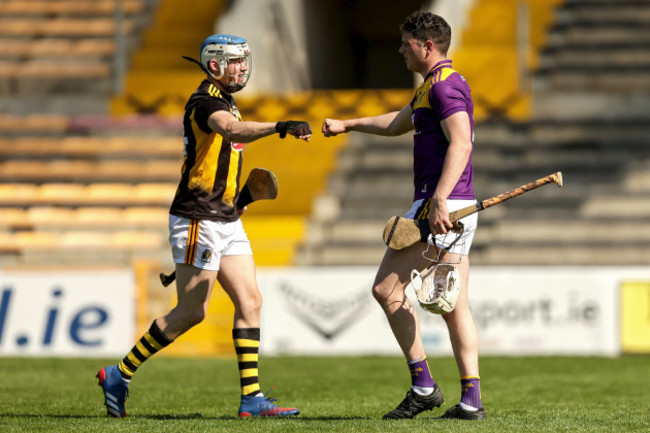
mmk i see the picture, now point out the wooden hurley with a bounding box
[159,168,279,287]
[383,171,563,250]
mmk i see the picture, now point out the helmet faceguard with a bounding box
[200,34,252,93]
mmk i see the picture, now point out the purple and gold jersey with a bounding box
[410,60,475,201]
[169,80,244,222]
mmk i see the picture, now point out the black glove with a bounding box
[275,121,312,139]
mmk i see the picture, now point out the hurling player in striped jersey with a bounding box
[97,34,310,419]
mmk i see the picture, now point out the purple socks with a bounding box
[408,356,435,393]
[460,376,482,409]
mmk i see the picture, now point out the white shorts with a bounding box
[405,199,478,256]
[168,215,253,271]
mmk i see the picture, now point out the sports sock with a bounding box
[233,328,263,397]
[117,320,173,382]
[459,376,482,410]
[408,356,436,395]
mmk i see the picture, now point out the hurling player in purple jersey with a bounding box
[322,12,485,420]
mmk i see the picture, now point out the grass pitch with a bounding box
[0,356,648,432]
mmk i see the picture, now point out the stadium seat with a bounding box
[38,184,86,205]
[0,1,144,16]
[18,61,110,79]
[74,207,126,226]
[14,231,60,249]
[0,115,70,135]
[27,207,76,226]
[124,207,168,226]
[133,183,176,204]
[60,231,111,248]
[0,208,28,228]
[86,184,136,204]
[0,184,39,204]
[111,231,165,249]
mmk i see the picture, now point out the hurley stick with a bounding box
[383,171,563,250]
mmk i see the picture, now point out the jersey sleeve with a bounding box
[429,79,468,120]
[193,96,231,134]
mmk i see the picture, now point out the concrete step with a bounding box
[539,48,650,69]
[532,92,650,120]
[580,194,650,218]
[476,220,650,244]
[535,69,650,92]
[526,119,650,143]
[556,5,650,25]
[546,26,650,47]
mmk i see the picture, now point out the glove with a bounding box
[275,121,312,138]
[410,264,461,314]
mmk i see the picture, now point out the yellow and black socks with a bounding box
[233,328,263,397]
[117,320,173,382]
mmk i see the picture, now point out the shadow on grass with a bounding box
[0,413,370,421]
[143,414,371,421]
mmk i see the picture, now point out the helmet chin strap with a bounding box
[182,56,213,76]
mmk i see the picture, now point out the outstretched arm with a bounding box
[209,111,312,143]
[322,104,413,137]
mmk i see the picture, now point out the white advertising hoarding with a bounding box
[258,268,392,355]
[257,267,647,357]
[0,269,134,357]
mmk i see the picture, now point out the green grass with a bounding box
[0,356,649,432]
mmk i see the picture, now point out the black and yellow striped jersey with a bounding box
[169,80,243,222]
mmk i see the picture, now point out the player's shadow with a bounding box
[0,413,369,421]
[146,414,370,421]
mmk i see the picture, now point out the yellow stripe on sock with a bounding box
[126,352,143,368]
[236,353,259,363]
[242,383,261,395]
[135,341,152,358]
[234,339,260,348]
[118,361,135,376]
[461,375,480,380]
[143,333,164,351]
[240,368,259,378]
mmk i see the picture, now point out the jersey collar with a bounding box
[425,59,453,78]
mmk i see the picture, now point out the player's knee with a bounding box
[187,313,206,328]
[441,303,468,324]
[371,283,390,306]
[180,305,207,328]
[237,290,262,316]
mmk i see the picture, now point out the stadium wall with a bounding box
[1,267,649,357]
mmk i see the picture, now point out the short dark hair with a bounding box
[400,12,451,55]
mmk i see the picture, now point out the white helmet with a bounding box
[199,34,251,92]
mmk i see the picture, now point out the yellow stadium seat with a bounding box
[60,231,111,248]
[124,207,169,225]
[111,231,164,249]
[14,231,60,248]
[74,207,126,225]
[0,208,28,227]
[0,184,39,204]
[86,184,135,203]
[134,183,176,203]
[27,207,75,225]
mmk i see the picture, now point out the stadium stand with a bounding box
[2,0,649,271]
[0,0,322,270]
[297,0,650,266]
